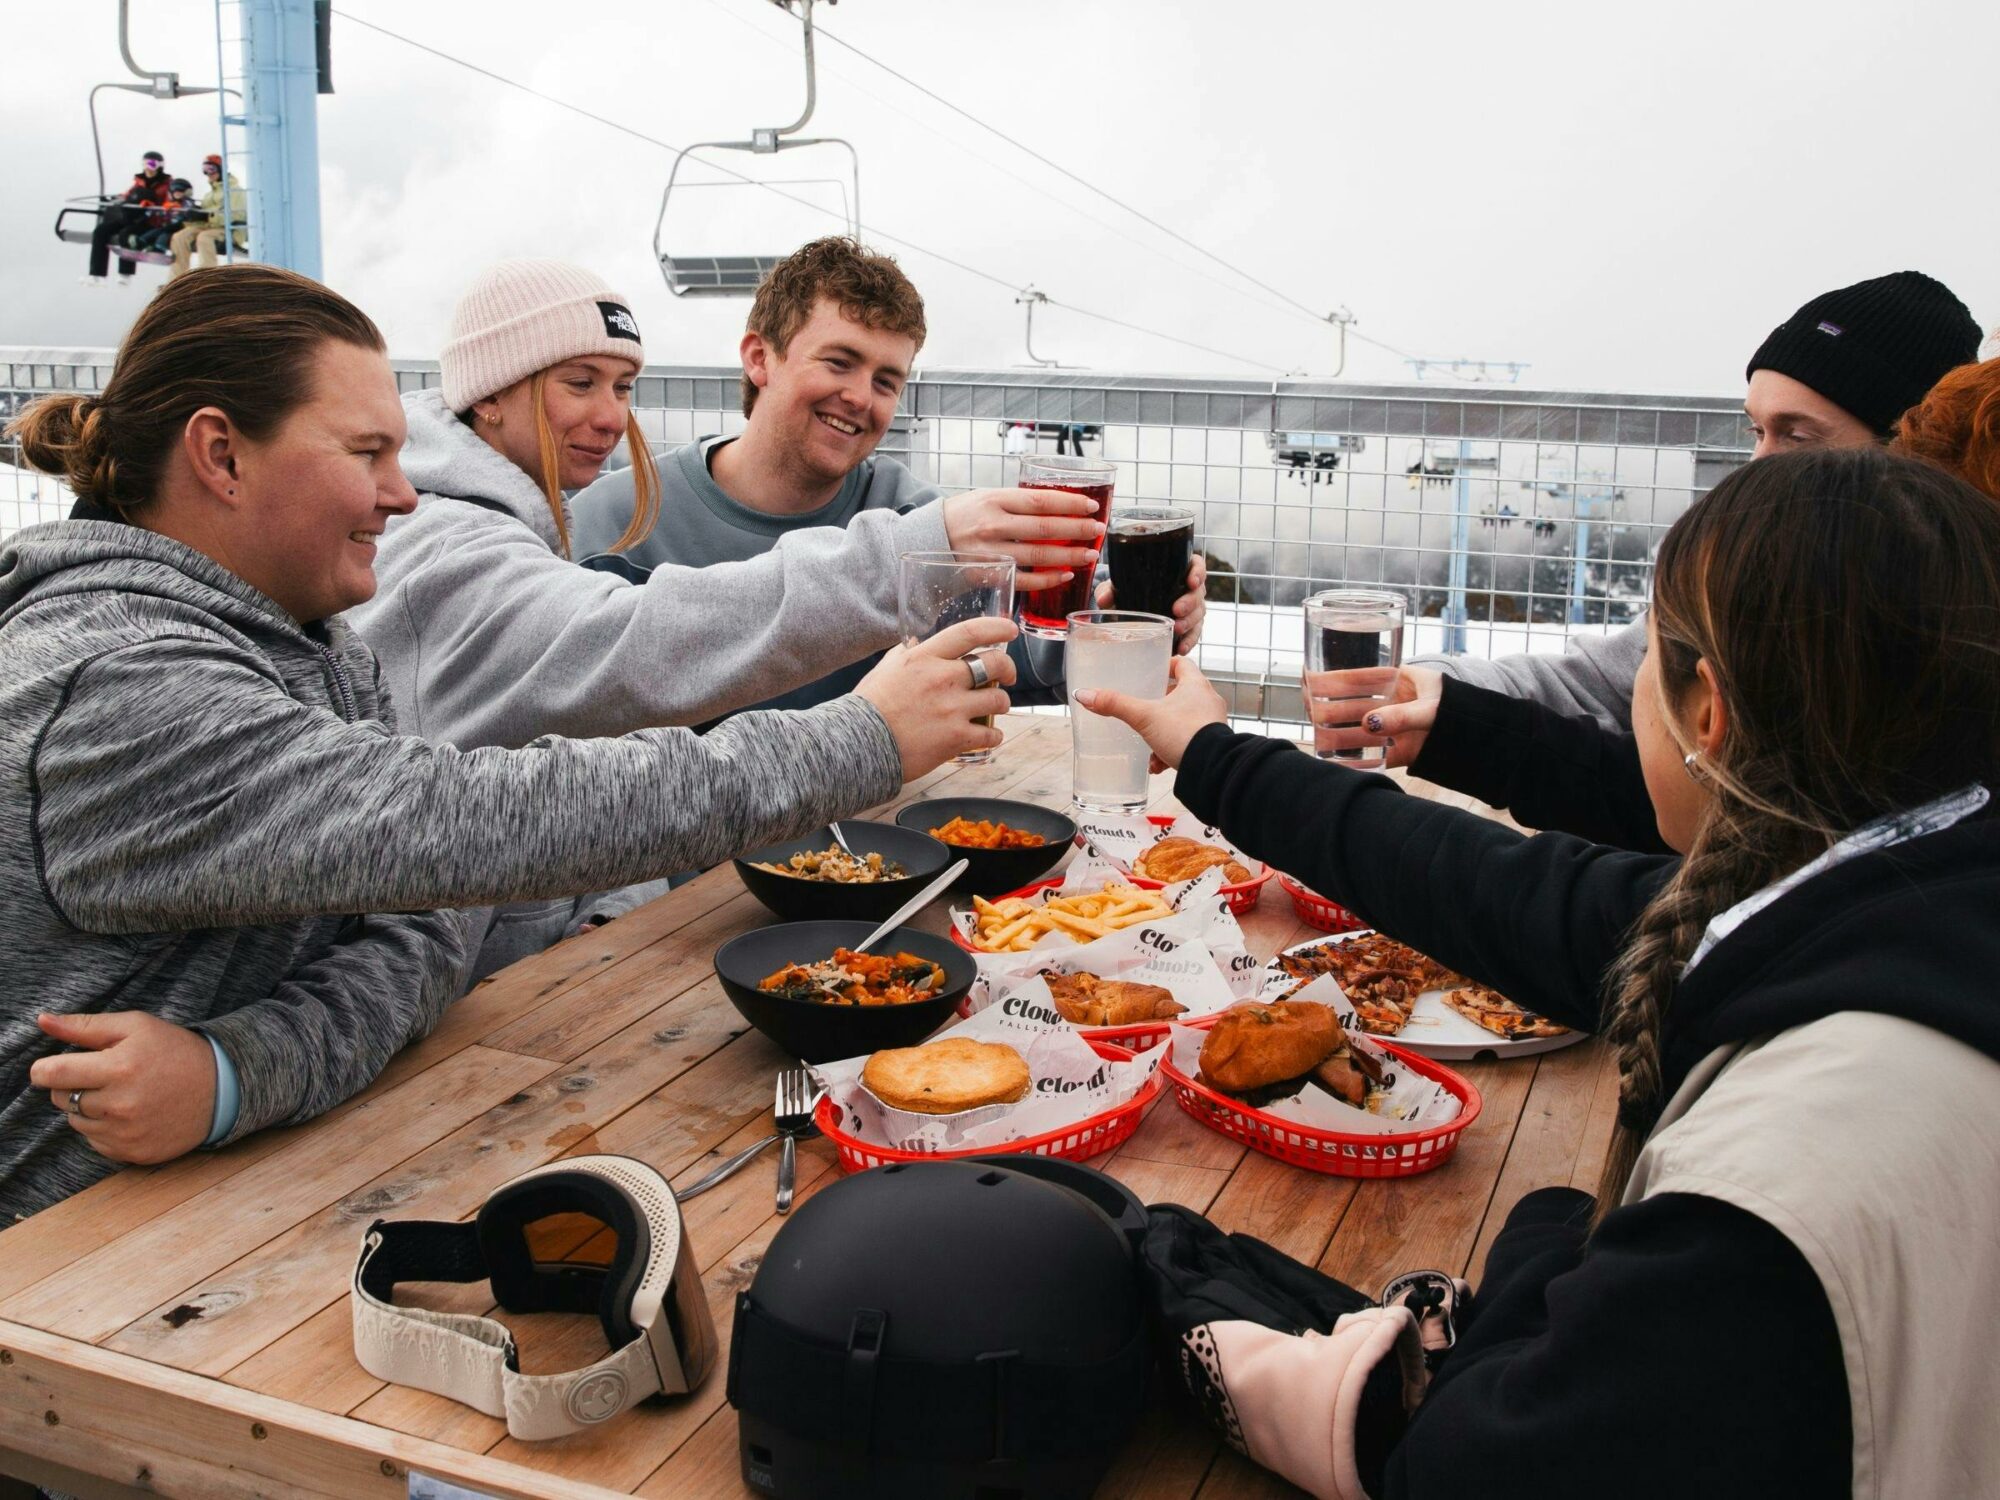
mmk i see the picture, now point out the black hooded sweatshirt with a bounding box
[1174,692,2000,1499]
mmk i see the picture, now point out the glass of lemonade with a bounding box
[1017,454,1117,639]
[1302,588,1408,769]
[1066,609,1173,811]
[899,551,1016,765]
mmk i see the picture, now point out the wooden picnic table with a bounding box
[0,713,1618,1500]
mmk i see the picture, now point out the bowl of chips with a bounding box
[895,798,1075,896]
[952,879,1178,954]
[735,821,952,923]
[714,921,975,1063]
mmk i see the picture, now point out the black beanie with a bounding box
[1745,271,1981,436]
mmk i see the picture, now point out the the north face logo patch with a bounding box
[599,302,642,342]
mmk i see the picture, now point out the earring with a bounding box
[481,411,502,427]
[1682,750,1706,783]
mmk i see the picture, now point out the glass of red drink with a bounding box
[1016,453,1116,638]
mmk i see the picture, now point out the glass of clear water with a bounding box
[1303,589,1408,769]
[1066,609,1173,810]
[899,551,1016,765]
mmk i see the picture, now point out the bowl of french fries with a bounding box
[955,880,1178,954]
[895,797,1075,895]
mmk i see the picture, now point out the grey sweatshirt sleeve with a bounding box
[31,636,904,932]
[1407,620,1645,732]
[194,906,478,1139]
[378,498,949,747]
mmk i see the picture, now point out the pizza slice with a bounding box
[1341,968,1416,1036]
[1442,986,1570,1040]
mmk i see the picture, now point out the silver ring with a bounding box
[66,1089,86,1118]
[964,653,992,691]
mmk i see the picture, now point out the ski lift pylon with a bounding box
[653,0,859,298]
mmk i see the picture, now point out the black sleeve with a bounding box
[1175,724,1676,1028]
[1373,1188,1851,1500]
[1409,676,1672,854]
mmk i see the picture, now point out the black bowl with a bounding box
[894,798,1076,896]
[734,822,953,923]
[714,921,974,1064]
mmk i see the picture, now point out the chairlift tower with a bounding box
[1407,358,1525,654]
[219,0,330,278]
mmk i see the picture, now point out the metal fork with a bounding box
[774,1066,818,1216]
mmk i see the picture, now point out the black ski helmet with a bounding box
[728,1155,1152,1499]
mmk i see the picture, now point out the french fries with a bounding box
[966,883,1173,952]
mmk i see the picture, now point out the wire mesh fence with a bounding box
[4,350,1752,732]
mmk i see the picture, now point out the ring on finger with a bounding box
[64,1089,87,1118]
[964,653,993,691]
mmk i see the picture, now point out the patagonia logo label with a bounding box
[598,302,642,342]
[1815,320,1844,337]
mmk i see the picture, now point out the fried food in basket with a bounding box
[929,816,1048,850]
[1133,836,1251,885]
[1443,986,1570,1039]
[1197,1001,1343,1096]
[758,948,945,1006]
[862,1038,1032,1115]
[1045,971,1186,1028]
[967,883,1174,953]
[1312,1039,1387,1109]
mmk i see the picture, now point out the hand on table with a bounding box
[1304,666,1443,769]
[858,615,1018,778]
[1074,656,1230,772]
[942,487,1103,593]
[29,1011,217,1165]
[1096,551,1208,654]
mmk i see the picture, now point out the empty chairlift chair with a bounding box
[653,0,858,298]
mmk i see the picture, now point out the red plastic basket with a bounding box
[1073,814,1272,914]
[1278,872,1366,933]
[815,1039,1164,1173]
[1159,1028,1481,1179]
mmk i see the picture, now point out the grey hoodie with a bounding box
[351,389,950,749]
[0,521,901,1221]
[1409,620,1644,732]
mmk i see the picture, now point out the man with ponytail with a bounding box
[350,257,1108,974]
[0,265,1019,1220]
[1081,448,2000,1497]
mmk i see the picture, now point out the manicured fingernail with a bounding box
[1074,689,1097,707]
[1364,713,1383,732]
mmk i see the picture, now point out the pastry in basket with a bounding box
[1442,986,1570,1040]
[1311,1037,1387,1109]
[1133,836,1252,886]
[1196,1001,1343,1096]
[1045,971,1186,1028]
[861,1038,1032,1115]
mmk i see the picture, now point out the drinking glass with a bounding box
[899,551,1016,765]
[1017,453,1116,639]
[1105,505,1196,619]
[1066,609,1173,811]
[1303,589,1408,769]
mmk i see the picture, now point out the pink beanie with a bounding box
[440,259,647,412]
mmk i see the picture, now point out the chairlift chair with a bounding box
[654,0,858,297]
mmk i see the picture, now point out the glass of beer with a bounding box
[1017,453,1116,639]
[1105,505,1196,619]
[1303,589,1408,769]
[899,551,1016,765]
[1067,609,1173,811]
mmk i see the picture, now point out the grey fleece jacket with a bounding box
[350,389,950,750]
[0,522,902,1221]
[1409,619,1644,732]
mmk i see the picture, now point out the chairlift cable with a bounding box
[334,9,1286,374]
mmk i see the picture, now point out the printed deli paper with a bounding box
[954,861,1264,1003]
[1075,811,1261,882]
[814,1001,1160,1154]
[1167,1008,1461,1135]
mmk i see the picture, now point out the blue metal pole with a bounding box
[1445,439,1470,654]
[241,0,322,278]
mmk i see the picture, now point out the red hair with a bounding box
[1890,359,2000,501]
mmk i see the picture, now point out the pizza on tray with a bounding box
[1274,933,1468,1035]
[1441,986,1571,1040]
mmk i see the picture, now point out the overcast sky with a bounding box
[6,0,1995,394]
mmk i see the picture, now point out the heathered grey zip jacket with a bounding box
[1409,619,1644,732]
[0,522,902,1221]
[350,389,950,750]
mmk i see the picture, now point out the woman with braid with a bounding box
[1081,447,2000,1498]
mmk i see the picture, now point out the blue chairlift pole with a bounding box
[1445,438,1471,654]
[1567,484,1613,625]
[239,0,322,278]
